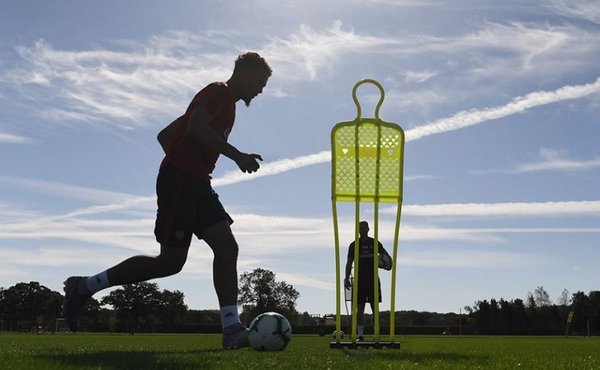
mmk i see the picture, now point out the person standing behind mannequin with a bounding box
[344,221,392,341]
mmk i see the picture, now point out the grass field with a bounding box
[0,332,598,369]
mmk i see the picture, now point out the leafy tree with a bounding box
[575,290,600,335]
[533,286,552,307]
[589,291,600,333]
[557,289,570,306]
[472,300,491,334]
[570,291,589,334]
[101,282,186,332]
[510,298,529,334]
[156,289,188,330]
[526,292,536,309]
[0,282,62,330]
[238,268,300,321]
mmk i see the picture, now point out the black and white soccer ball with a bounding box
[378,253,393,270]
[331,330,345,339]
[248,312,292,351]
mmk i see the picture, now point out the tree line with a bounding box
[1,274,598,336]
[463,286,600,336]
[0,268,300,333]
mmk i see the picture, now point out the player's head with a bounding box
[232,52,272,106]
[359,221,369,237]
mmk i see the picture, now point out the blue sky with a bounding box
[1,0,599,315]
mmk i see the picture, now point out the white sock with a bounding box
[358,325,364,336]
[220,305,241,330]
[86,271,111,294]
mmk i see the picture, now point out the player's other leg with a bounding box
[202,220,249,349]
[356,302,367,341]
[63,245,188,331]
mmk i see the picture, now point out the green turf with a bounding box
[0,333,598,369]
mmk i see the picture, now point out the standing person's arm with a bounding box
[187,106,262,173]
[378,243,393,270]
[378,243,391,259]
[344,244,354,288]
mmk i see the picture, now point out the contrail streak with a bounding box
[405,76,600,141]
[213,77,600,187]
[36,77,600,219]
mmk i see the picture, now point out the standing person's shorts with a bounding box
[154,163,233,248]
[356,276,382,304]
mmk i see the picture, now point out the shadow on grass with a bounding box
[342,348,488,365]
[36,349,224,370]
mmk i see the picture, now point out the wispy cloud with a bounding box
[2,199,598,251]
[546,0,600,24]
[3,19,597,129]
[400,249,550,269]
[262,20,400,80]
[0,132,30,144]
[402,70,440,83]
[515,148,600,173]
[401,200,600,217]
[212,151,332,187]
[215,77,600,182]
[470,147,600,175]
[3,36,237,126]
[363,0,442,6]
[405,77,600,141]
[277,272,335,292]
[0,175,141,204]
[4,77,594,226]
[2,197,599,277]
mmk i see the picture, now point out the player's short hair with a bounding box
[234,52,272,77]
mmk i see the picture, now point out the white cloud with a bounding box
[401,200,600,217]
[3,19,598,131]
[400,249,549,269]
[384,89,450,116]
[4,200,598,254]
[472,148,600,174]
[212,151,332,187]
[546,0,600,24]
[0,175,141,205]
[2,199,599,279]
[262,20,400,81]
[405,77,600,141]
[4,36,235,126]
[0,132,30,144]
[363,0,442,6]
[209,77,600,181]
[402,70,440,83]
[277,272,335,292]
[515,148,600,172]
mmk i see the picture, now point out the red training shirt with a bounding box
[162,82,236,183]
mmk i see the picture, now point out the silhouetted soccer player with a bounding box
[344,221,392,341]
[63,52,272,349]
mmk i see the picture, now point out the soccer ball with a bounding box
[378,253,392,270]
[248,312,292,351]
[331,330,345,339]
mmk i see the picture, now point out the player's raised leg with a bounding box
[63,245,188,331]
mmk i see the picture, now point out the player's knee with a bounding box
[158,253,187,275]
[167,259,185,275]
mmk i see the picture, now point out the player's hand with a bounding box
[344,278,352,290]
[236,152,263,173]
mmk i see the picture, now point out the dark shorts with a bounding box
[356,276,382,304]
[154,163,233,248]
